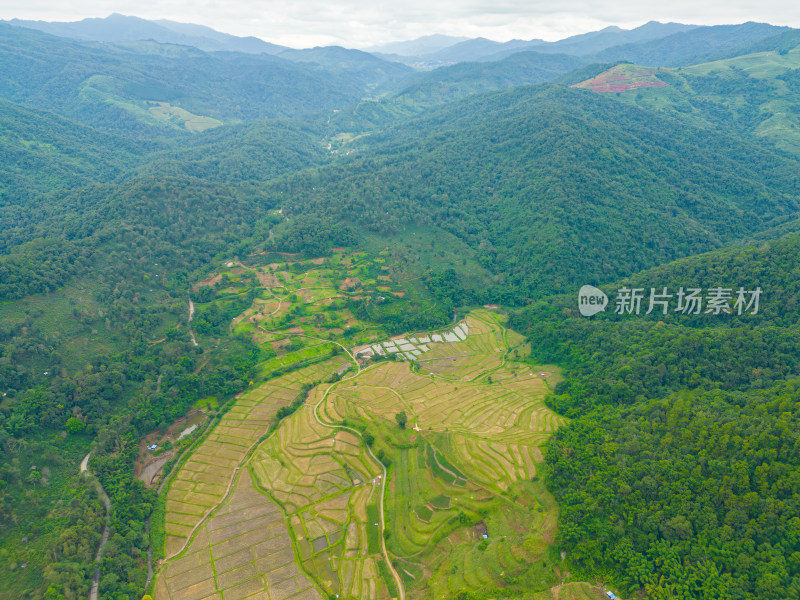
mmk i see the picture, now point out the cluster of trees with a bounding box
[511,234,800,598]
[547,385,800,599]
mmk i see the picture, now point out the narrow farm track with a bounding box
[81,453,111,600]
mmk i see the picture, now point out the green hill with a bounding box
[0,23,375,134]
[391,50,587,107]
[262,83,800,299]
[513,234,800,599]
[569,47,800,155]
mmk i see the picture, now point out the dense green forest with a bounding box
[262,84,800,300]
[512,235,800,599]
[0,23,405,134]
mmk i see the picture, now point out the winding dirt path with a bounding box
[81,453,111,600]
[187,298,198,347]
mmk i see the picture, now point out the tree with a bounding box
[395,411,407,430]
[66,417,85,434]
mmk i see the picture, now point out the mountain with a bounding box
[152,18,286,53]
[419,37,542,65]
[0,99,146,198]
[0,98,153,263]
[567,45,800,155]
[363,34,471,56]
[276,46,414,93]
[391,51,587,106]
[531,21,697,56]
[594,21,790,66]
[4,13,287,54]
[514,233,800,599]
[261,83,800,299]
[720,27,800,58]
[373,22,697,69]
[0,23,368,134]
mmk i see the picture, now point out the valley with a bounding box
[153,254,573,599]
[1,13,800,600]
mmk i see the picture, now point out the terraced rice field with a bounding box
[157,468,321,600]
[250,399,387,600]
[156,307,567,600]
[161,358,349,559]
[320,310,566,597]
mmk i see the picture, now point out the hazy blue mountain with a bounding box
[532,21,697,56]
[711,27,800,59]
[373,22,697,68]
[152,18,286,53]
[363,34,471,56]
[594,22,790,66]
[276,46,414,92]
[420,37,542,65]
[4,13,287,54]
[392,50,587,105]
[475,21,696,63]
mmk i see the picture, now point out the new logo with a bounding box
[578,285,608,316]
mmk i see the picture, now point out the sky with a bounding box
[1,0,799,48]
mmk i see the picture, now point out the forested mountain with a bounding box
[513,234,800,599]
[531,21,697,56]
[593,22,789,66]
[259,83,800,299]
[0,99,150,199]
[377,21,698,68]
[363,33,471,57]
[0,24,388,134]
[276,45,414,92]
[574,45,800,155]
[391,51,587,104]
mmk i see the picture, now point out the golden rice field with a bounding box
[250,397,387,600]
[161,358,349,559]
[156,307,568,600]
[156,468,321,600]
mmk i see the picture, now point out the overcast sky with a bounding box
[1,0,799,48]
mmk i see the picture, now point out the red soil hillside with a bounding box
[572,64,669,93]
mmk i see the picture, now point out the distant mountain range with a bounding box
[0,15,796,135]
[362,34,471,57]
[4,13,288,54]
[1,14,793,76]
[369,21,699,68]
[0,14,783,70]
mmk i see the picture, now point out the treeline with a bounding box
[546,384,800,599]
[512,234,800,599]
